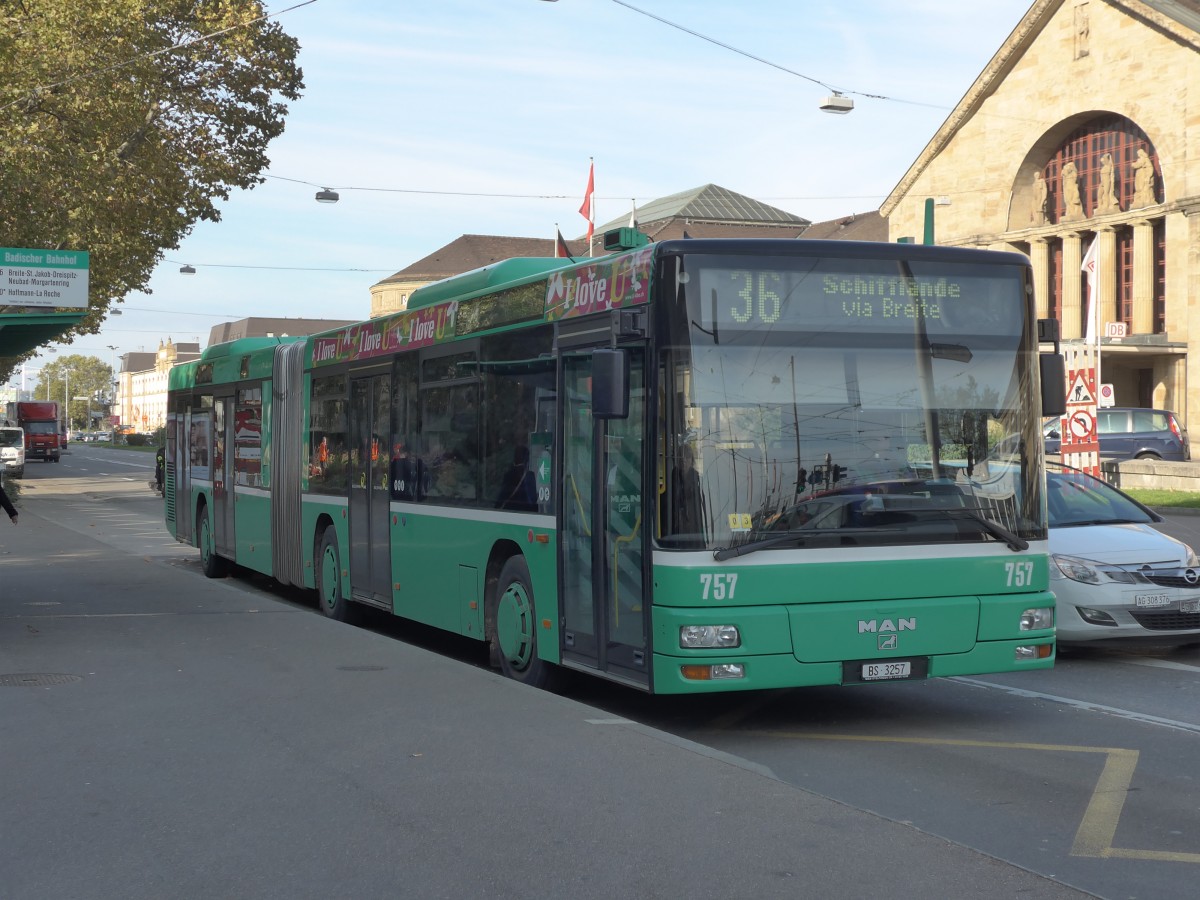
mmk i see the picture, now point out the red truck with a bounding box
[12,401,61,463]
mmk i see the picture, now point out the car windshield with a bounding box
[1046,462,1156,527]
[0,429,21,448]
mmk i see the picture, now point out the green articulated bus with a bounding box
[164,230,1066,694]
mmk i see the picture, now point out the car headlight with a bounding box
[1051,554,1101,584]
[1051,554,1135,585]
[1186,547,1200,568]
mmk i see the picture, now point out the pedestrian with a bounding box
[0,479,17,525]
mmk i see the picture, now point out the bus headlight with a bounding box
[1019,607,1054,631]
[679,625,741,649]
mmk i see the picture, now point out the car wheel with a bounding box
[1134,452,1161,460]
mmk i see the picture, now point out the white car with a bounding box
[1048,462,1200,644]
[1,426,25,477]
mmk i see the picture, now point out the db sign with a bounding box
[1105,322,1127,338]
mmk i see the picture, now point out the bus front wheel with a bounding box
[491,556,555,689]
[316,525,355,622]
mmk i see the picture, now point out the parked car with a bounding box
[1044,407,1189,461]
[1047,461,1200,644]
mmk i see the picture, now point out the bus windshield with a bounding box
[658,252,1045,552]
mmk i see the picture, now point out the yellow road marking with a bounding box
[734,731,1200,864]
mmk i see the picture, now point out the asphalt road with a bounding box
[7,445,1200,899]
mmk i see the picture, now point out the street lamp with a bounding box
[315,188,339,204]
[819,92,854,114]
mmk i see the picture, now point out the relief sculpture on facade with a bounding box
[1032,171,1049,225]
[1131,148,1157,207]
[1061,160,1084,221]
[1095,153,1120,214]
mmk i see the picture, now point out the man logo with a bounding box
[858,618,916,633]
[879,634,898,651]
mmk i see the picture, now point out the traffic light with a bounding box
[831,464,847,483]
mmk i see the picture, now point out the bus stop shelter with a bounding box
[0,310,88,362]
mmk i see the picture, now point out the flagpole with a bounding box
[1083,237,1101,402]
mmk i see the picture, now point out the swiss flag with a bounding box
[578,160,594,248]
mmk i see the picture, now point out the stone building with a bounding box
[883,0,1200,422]
[116,339,202,433]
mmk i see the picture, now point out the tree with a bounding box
[0,1,304,379]
[35,354,114,430]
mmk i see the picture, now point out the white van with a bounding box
[1,425,25,477]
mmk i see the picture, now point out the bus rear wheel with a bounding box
[197,506,227,578]
[316,525,356,622]
[491,556,555,689]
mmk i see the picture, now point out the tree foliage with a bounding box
[0,0,304,375]
[33,353,114,429]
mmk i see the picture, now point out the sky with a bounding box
[31,0,1036,378]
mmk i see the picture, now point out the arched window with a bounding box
[1043,115,1160,223]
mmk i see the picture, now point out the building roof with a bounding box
[374,185,874,295]
[122,352,157,374]
[379,235,585,284]
[799,210,889,242]
[207,317,355,346]
[596,183,810,233]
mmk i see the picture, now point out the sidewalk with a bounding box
[0,495,1093,900]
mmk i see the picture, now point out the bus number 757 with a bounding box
[700,573,738,600]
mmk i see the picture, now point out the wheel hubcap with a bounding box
[321,546,338,608]
[496,580,534,669]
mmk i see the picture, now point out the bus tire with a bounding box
[491,556,555,689]
[316,525,355,622]
[197,505,227,578]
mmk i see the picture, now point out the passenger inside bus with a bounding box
[430,450,475,500]
[495,445,537,511]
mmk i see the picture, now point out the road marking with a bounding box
[1121,657,1200,674]
[953,677,1200,735]
[746,730,1200,864]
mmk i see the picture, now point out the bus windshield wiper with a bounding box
[856,496,1029,552]
[714,532,808,561]
[944,509,1029,551]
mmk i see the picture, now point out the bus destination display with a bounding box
[695,263,1020,336]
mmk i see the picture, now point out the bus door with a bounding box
[212,396,235,556]
[172,408,191,544]
[348,373,392,607]
[560,348,649,688]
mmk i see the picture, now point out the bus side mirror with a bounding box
[592,349,629,419]
[1040,353,1066,418]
